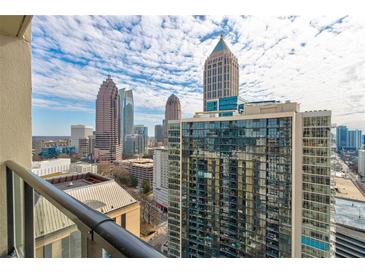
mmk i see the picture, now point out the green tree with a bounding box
[142,180,151,194]
[130,176,138,188]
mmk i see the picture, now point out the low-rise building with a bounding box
[335,224,365,258]
[70,162,98,174]
[115,159,153,190]
[335,198,365,258]
[32,158,71,177]
[35,173,140,257]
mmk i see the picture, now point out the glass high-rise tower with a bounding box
[167,35,334,258]
[119,88,134,156]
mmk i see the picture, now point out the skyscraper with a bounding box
[155,124,164,144]
[153,148,169,211]
[119,88,135,156]
[167,102,333,258]
[336,125,348,151]
[347,129,362,150]
[203,34,239,112]
[94,76,122,162]
[134,125,148,153]
[167,35,334,258]
[167,120,181,258]
[124,89,134,136]
[164,94,181,144]
[70,125,93,153]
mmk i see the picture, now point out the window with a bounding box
[43,243,52,258]
[121,214,126,229]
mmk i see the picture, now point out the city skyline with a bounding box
[32,15,365,136]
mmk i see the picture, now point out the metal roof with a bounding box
[35,180,137,238]
[336,198,365,230]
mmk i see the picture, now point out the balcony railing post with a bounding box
[24,182,34,258]
[81,230,102,258]
[6,167,14,256]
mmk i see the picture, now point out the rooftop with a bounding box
[117,159,154,168]
[335,198,365,230]
[47,172,109,191]
[35,176,137,238]
[336,223,365,242]
[334,176,365,202]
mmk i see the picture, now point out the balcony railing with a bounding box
[5,160,165,258]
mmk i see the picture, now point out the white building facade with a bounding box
[153,148,169,211]
[359,149,365,177]
[70,162,98,174]
[32,158,71,177]
[71,125,93,153]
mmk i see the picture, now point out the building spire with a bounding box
[220,34,224,40]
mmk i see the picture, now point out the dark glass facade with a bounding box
[167,121,182,258]
[180,117,293,257]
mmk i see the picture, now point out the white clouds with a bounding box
[32,15,365,134]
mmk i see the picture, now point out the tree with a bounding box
[142,180,151,194]
[97,162,113,176]
[130,176,138,188]
[112,167,131,186]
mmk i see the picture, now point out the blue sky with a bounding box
[32,15,365,136]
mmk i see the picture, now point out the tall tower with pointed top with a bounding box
[164,94,181,145]
[203,35,239,111]
[94,76,122,162]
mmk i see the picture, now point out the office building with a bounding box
[336,125,348,152]
[78,138,89,158]
[359,149,365,177]
[155,124,164,144]
[347,129,362,150]
[115,159,153,189]
[153,148,169,211]
[119,88,135,156]
[94,76,122,162]
[124,134,145,156]
[167,101,334,258]
[32,158,71,177]
[70,125,93,153]
[164,94,181,144]
[89,132,95,155]
[35,173,140,257]
[134,125,148,153]
[203,34,239,112]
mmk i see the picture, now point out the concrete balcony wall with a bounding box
[0,16,32,256]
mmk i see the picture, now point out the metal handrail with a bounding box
[5,160,165,258]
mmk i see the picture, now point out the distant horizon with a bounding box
[32,15,365,136]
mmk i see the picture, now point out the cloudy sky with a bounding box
[32,15,365,136]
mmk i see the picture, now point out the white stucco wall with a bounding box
[0,23,32,256]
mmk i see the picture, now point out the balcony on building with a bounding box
[0,15,164,258]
